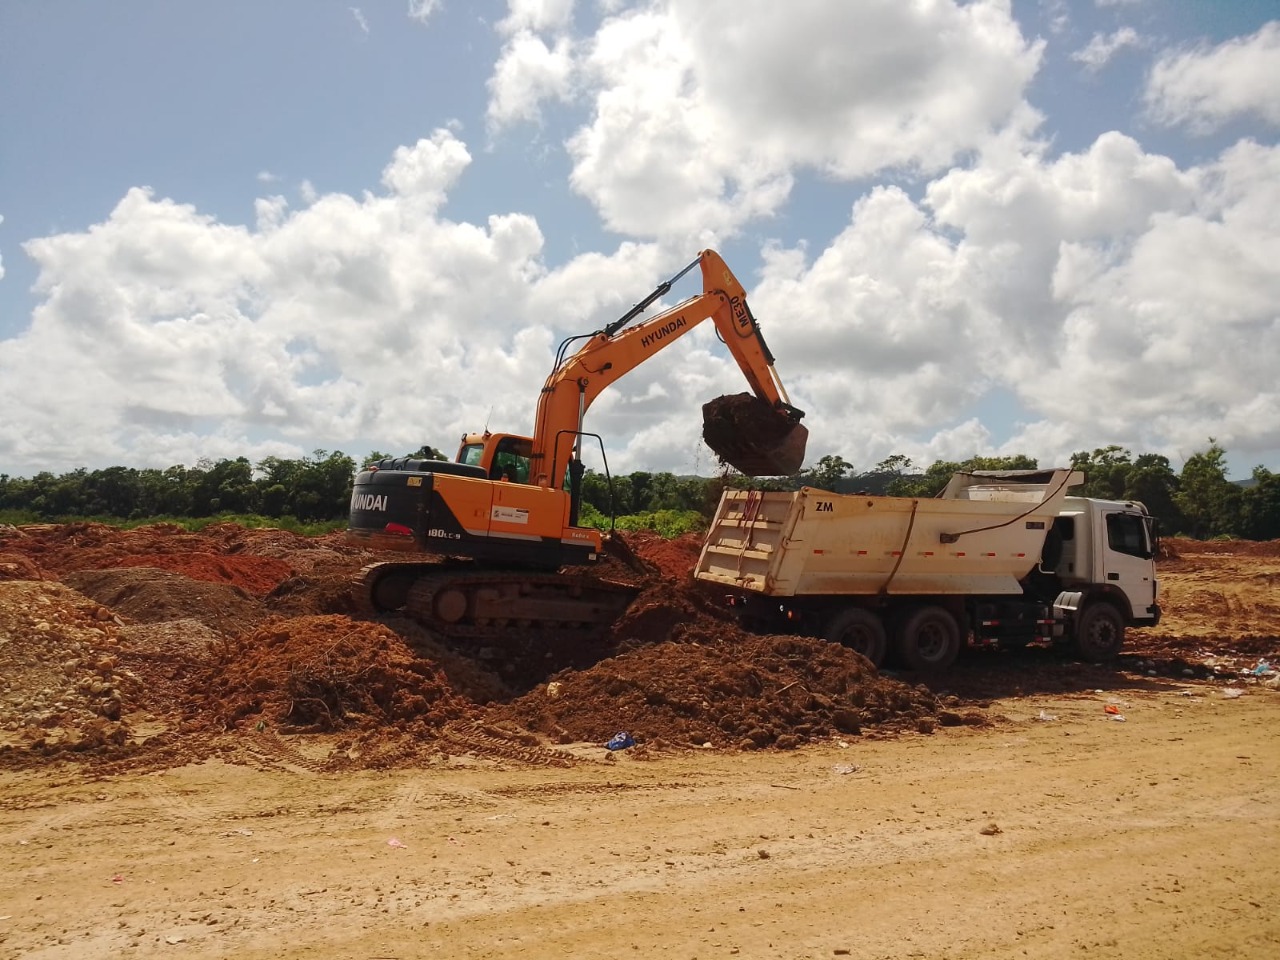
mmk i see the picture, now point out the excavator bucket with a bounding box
[701,393,809,476]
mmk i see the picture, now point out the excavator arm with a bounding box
[528,249,807,489]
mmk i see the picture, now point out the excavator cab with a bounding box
[457,433,533,483]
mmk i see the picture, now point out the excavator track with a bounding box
[354,560,637,649]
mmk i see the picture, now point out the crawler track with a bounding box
[354,560,637,651]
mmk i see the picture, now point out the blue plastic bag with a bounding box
[606,731,636,751]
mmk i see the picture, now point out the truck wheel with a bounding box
[822,608,887,668]
[1071,602,1125,661]
[895,605,961,672]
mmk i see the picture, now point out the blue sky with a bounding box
[1,0,1278,480]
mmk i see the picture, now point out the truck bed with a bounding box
[694,469,1082,598]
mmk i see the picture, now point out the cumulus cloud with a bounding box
[406,0,439,24]
[0,131,665,474]
[1072,27,1144,72]
[1146,22,1280,132]
[755,132,1280,470]
[487,31,576,129]
[498,0,575,35]
[488,0,1043,240]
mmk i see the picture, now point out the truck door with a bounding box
[1100,509,1159,624]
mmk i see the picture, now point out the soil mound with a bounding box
[110,552,294,594]
[0,581,135,762]
[63,568,266,636]
[0,552,46,581]
[627,532,705,581]
[492,634,939,750]
[608,579,739,647]
[192,615,476,733]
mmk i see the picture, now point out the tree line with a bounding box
[0,441,1277,541]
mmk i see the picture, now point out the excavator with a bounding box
[347,249,807,649]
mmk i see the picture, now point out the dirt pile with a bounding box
[64,568,267,636]
[0,551,46,581]
[492,634,940,750]
[0,581,135,759]
[0,518,1276,772]
[191,614,476,733]
[626,531,705,580]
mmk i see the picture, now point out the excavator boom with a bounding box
[530,250,807,484]
[345,249,806,665]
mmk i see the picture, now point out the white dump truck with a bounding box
[693,469,1160,671]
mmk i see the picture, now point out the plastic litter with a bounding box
[1104,704,1122,715]
[387,838,407,849]
[606,731,636,751]
[1222,688,1245,699]
[109,874,125,884]
[831,763,859,775]
[1249,660,1274,676]
[1035,709,1059,722]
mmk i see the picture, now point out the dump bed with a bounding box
[694,469,1082,598]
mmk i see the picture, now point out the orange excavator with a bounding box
[347,249,807,648]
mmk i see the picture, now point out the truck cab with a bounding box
[1051,497,1161,627]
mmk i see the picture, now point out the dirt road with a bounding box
[3,682,1277,960]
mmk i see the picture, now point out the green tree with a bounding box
[1123,454,1181,530]
[798,454,853,492]
[1240,467,1280,540]
[1175,442,1241,538]
[1070,446,1132,500]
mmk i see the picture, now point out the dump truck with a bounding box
[347,250,806,650]
[694,469,1160,671]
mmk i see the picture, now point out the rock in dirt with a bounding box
[0,581,134,761]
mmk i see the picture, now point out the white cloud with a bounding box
[1146,22,1280,132]
[735,131,1280,472]
[407,0,440,24]
[1072,27,1144,72]
[488,0,1044,240]
[0,213,5,281]
[256,170,280,184]
[487,31,576,129]
[0,131,707,475]
[497,0,575,35]
[349,7,369,35]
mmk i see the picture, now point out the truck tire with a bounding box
[1071,602,1125,661]
[822,608,887,668]
[895,605,961,672]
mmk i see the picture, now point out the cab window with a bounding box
[491,437,532,483]
[1106,512,1150,559]
[459,443,485,467]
